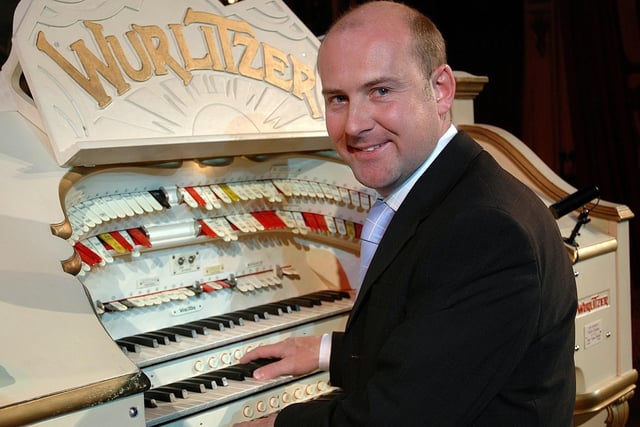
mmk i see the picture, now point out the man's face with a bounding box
[317,24,442,196]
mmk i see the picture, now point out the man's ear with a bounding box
[432,64,456,115]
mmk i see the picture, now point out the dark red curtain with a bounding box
[557,0,640,286]
[527,0,640,286]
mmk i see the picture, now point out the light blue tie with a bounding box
[358,199,395,292]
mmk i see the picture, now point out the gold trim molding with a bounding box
[0,372,149,427]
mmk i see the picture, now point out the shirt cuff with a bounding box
[318,332,332,371]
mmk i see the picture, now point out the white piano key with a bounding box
[295,180,313,197]
[123,193,145,215]
[111,194,135,217]
[291,211,308,235]
[94,197,119,220]
[133,192,155,213]
[348,190,361,209]
[334,217,347,236]
[310,181,326,199]
[77,201,103,225]
[338,187,351,205]
[359,193,371,211]
[86,236,113,264]
[210,184,233,204]
[68,208,91,232]
[257,181,282,202]
[103,196,127,219]
[244,213,265,231]
[179,187,200,209]
[200,186,222,209]
[324,216,337,234]
[271,180,293,197]
[227,182,249,201]
[287,180,303,197]
[85,200,111,222]
[226,214,251,233]
[243,182,263,200]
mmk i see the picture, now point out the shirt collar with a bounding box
[384,124,458,211]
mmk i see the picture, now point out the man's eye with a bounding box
[330,95,347,104]
[374,87,389,96]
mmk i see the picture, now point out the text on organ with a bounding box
[34,8,322,118]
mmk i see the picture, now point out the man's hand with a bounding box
[240,335,322,380]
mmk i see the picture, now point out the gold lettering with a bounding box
[35,24,130,108]
[200,27,226,71]
[132,24,192,84]
[35,8,322,118]
[106,30,153,82]
[262,43,292,92]
[183,8,255,74]
[169,23,213,71]
[234,33,264,81]
[289,54,322,119]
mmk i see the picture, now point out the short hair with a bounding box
[325,1,448,80]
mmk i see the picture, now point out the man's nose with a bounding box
[344,101,374,136]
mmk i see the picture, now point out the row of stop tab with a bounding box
[66,179,375,242]
[96,264,301,314]
[73,208,365,272]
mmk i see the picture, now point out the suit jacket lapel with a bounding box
[346,131,484,329]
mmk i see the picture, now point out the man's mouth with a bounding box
[353,142,387,152]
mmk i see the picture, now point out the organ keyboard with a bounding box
[0,1,635,427]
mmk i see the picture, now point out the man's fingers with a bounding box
[240,342,281,363]
[253,359,289,380]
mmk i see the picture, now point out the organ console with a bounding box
[0,1,634,427]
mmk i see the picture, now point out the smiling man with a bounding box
[235,2,577,426]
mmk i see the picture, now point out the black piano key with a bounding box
[116,339,142,353]
[226,311,260,323]
[256,304,285,316]
[182,376,218,389]
[144,397,158,408]
[212,367,247,381]
[272,300,301,312]
[159,326,198,338]
[237,308,270,320]
[268,301,296,313]
[145,389,176,402]
[187,319,225,332]
[156,386,189,399]
[148,189,171,209]
[319,290,351,299]
[140,332,170,346]
[127,335,159,348]
[196,372,229,387]
[170,381,207,393]
[297,294,324,305]
[148,330,181,343]
[280,297,316,308]
[253,357,281,367]
[207,315,236,328]
[213,314,244,327]
[224,364,252,378]
[179,323,209,335]
[305,292,337,302]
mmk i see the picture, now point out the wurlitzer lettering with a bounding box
[35,8,322,118]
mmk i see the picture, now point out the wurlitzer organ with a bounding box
[0,1,635,426]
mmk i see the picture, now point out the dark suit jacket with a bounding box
[276,131,577,426]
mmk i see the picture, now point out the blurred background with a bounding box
[1,0,639,423]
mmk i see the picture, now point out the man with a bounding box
[236,1,577,426]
